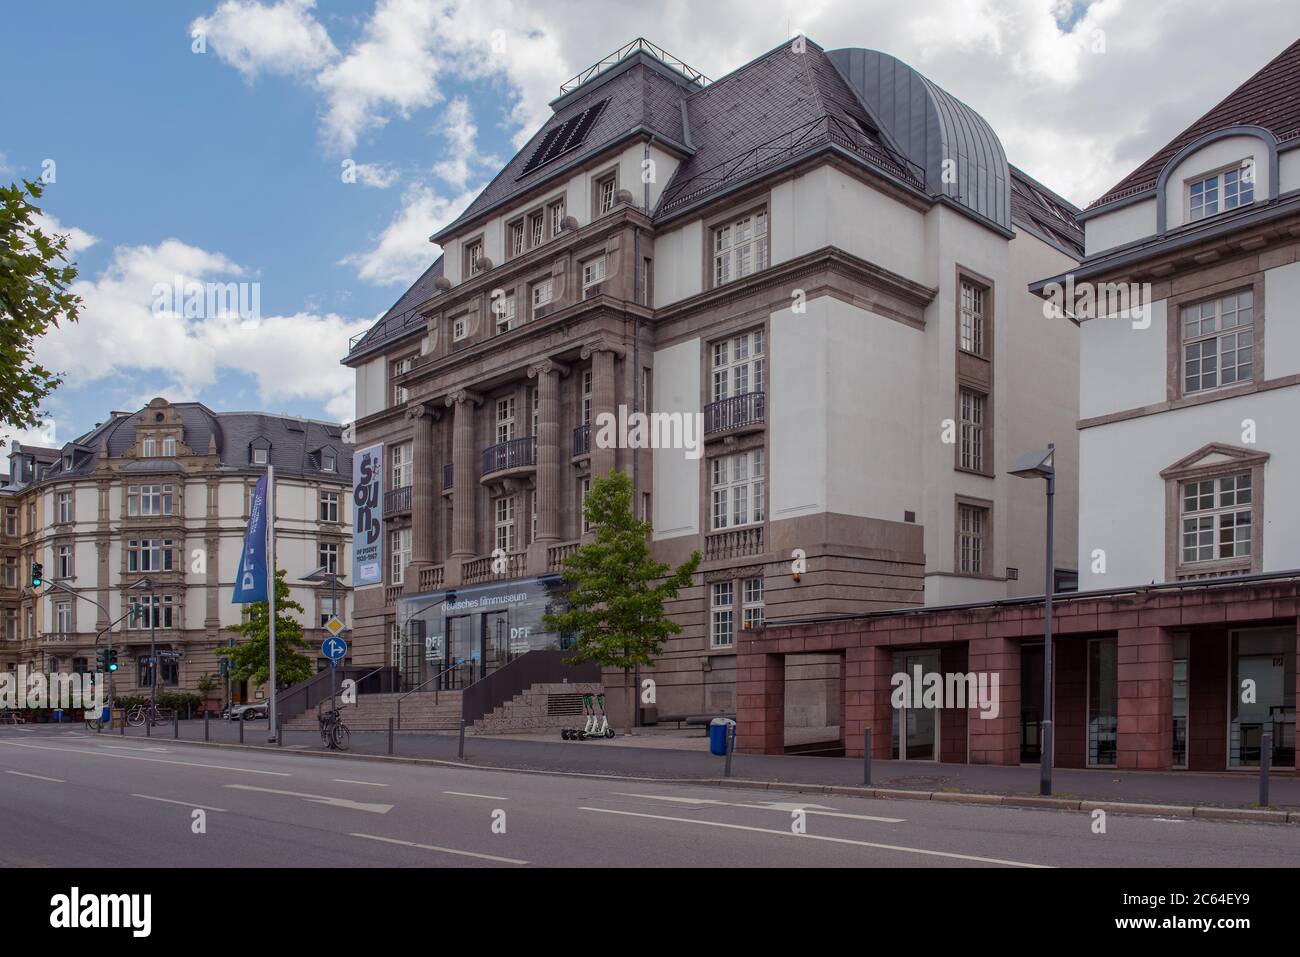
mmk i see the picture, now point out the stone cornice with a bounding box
[526,358,571,379]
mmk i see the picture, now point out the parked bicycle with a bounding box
[318,707,350,751]
[126,702,166,727]
[85,705,111,732]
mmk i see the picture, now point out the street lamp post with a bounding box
[1010,444,1057,797]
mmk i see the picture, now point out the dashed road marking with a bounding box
[349,832,527,865]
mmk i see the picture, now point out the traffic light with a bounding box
[30,562,43,588]
[107,649,119,673]
[96,648,108,671]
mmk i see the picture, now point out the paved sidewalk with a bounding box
[72,716,1300,812]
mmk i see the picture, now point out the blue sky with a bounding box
[3,0,1296,449]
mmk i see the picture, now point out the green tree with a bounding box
[218,568,314,688]
[0,179,82,436]
[544,471,700,734]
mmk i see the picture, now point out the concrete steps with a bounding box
[283,691,462,732]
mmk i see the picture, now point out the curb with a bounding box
[91,733,1298,825]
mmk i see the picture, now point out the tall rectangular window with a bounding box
[529,212,544,248]
[318,542,339,575]
[711,582,734,648]
[1181,472,1252,565]
[580,369,593,425]
[128,595,174,630]
[508,220,525,258]
[580,477,592,533]
[710,450,765,530]
[596,173,616,214]
[128,539,173,573]
[531,278,553,318]
[390,528,411,586]
[713,211,768,286]
[141,438,157,457]
[957,503,987,574]
[959,388,986,472]
[495,292,516,334]
[163,437,177,456]
[391,443,412,490]
[1087,637,1118,766]
[711,330,765,401]
[2,557,16,588]
[4,507,16,536]
[960,279,986,355]
[56,544,73,578]
[464,238,484,276]
[319,490,339,523]
[392,355,414,406]
[742,577,764,631]
[1181,289,1253,394]
[582,255,607,295]
[496,396,516,444]
[56,601,71,636]
[548,198,566,237]
[57,491,73,523]
[495,496,516,553]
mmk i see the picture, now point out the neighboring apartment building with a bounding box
[343,38,1082,727]
[745,38,1299,772]
[0,397,353,702]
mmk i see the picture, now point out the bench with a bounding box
[646,713,736,732]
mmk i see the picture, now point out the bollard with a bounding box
[204,710,210,742]
[724,722,736,778]
[458,717,466,760]
[146,714,151,737]
[239,718,245,745]
[863,728,873,786]
[173,711,179,740]
[388,717,394,755]
[1259,731,1272,807]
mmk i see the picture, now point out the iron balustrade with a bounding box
[481,436,537,475]
[705,391,766,434]
[572,423,591,455]
[383,485,412,515]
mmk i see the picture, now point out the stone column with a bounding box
[445,390,482,564]
[582,340,623,479]
[967,636,1022,765]
[736,650,784,755]
[1117,625,1173,770]
[843,643,894,759]
[526,359,568,545]
[405,403,439,592]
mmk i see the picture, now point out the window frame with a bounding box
[710,581,735,648]
[954,497,992,577]
[957,386,988,475]
[1161,444,1268,581]
[958,275,990,358]
[592,168,618,218]
[710,329,766,403]
[1185,161,1255,223]
[709,449,766,531]
[319,489,340,523]
[463,235,485,277]
[494,496,516,553]
[1166,274,1265,404]
[709,205,769,289]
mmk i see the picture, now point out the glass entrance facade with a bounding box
[1229,627,1296,768]
[395,576,570,691]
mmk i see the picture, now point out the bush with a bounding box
[114,695,147,712]
[157,692,201,717]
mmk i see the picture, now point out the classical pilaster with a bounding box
[581,340,624,479]
[405,402,440,591]
[445,389,483,563]
[526,359,569,545]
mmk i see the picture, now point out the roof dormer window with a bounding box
[250,437,271,467]
[1187,162,1254,222]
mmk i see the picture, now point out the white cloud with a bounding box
[341,182,479,286]
[431,97,498,189]
[352,161,401,188]
[191,0,338,80]
[31,210,99,256]
[0,418,58,451]
[34,236,368,425]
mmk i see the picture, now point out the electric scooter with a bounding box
[561,693,595,740]
[579,693,616,740]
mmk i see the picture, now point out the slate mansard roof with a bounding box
[24,400,352,485]
[348,36,1083,360]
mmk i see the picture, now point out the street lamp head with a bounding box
[1010,444,1056,480]
[130,577,156,591]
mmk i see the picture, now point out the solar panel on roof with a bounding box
[518,99,610,176]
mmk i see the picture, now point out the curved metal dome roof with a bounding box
[827,48,1011,230]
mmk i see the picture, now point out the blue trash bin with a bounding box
[52,709,64,723]
[709,717,735,756]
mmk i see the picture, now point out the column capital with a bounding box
[580,338,626,361]
[445,388,484,408]
[526,358,570,380]
[404,402,441,423]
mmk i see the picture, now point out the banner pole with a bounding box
[267,464,277,744]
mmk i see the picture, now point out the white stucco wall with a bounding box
[651,219,704,307]
[354,355,386,421]
[1264,260,1300,378]
[651,337,701,539]
[1079,300,1168,419]
[1083,198,1158,257]
[1163,135,1269,232]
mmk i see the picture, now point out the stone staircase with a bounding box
[471,682,603,735]
[282,690,463,732]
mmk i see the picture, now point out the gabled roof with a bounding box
[1010,165,1084,257]
[1092,37,1300,209]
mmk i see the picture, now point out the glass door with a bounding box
[890,650,940,761]
[447,615,478,688]
[483,611,509,676]
[1087,638,1118,767]
[1230,627,1296,767]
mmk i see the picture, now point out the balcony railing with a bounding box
[463,551,528,584]
[547,540,582,572]
[482,436,537,476]
[385,585,404,605]
[383,485,412,516]
[419,565,445,592]
[705,525,765,561]
[704,391,766,435]
[442,462,453,490]
[572,423,591,456]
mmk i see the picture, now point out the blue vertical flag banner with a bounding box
[232,473,269,603]
[352,443,384,588]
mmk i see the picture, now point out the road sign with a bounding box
[156,650,184,659]
[322,636,348,662]
[324,615,346,637]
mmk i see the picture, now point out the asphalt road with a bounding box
[1,725,1297,868]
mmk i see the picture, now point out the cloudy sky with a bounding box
[2,0,1296,449]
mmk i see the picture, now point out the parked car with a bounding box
[228,702,269,722]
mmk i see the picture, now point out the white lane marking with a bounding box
[612,792,904,824]
[0,740,291,776]
[578,807,1048,868]
[224,784,393,814]
[132,794,228,812]
[333,779,390,787]
[350,832,527,865]
[443,791,508,801]
[5,770,65,783]
[98,745,171,753]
